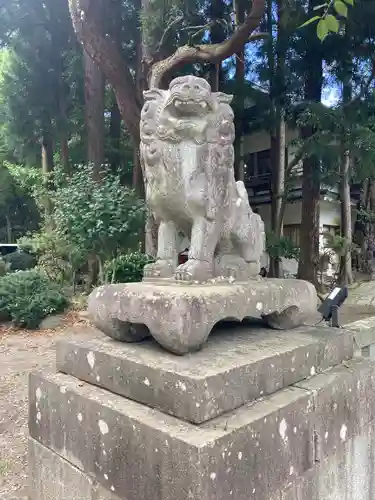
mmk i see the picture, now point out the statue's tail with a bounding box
[236,181,250,205]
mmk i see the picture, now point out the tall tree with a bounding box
[297,0,324,286]
[84,50,105,176]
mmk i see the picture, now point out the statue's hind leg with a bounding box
[144,221,178,279]
[231,211,265,277]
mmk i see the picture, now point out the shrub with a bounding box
[53,164,146,270]
[104,252,155,284]
[19,230,84,286]
[3,250,36,271]
[266,231,300,261]
[0,270,68,328]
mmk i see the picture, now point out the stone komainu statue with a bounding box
[140,75,265,282]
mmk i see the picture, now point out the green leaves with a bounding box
[334,0,348,17]
[300,0,354,40]
[52,164,146,264]
[317,18,329,40]
[325,14,339,33]
[300,16,321,28]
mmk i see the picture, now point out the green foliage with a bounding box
[104,252,155,284]
[323,231,350,257]
[53,165,146,266]
[301,0,354,40]
[0,165,40,242]
[266,232,300,261]
[19,229,83,286]
[0,270,68,328]
[3,250,36,271]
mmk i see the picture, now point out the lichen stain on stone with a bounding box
[279,418,288,443]
[36,387,42,402]
[176,380,187,392]
[98,419,109,435]
[86,351,95,369]
[340,424,347,442]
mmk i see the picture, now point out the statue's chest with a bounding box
[148,142,208,212]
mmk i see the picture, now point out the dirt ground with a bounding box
[0,313,90,500]
[1,305,375,500]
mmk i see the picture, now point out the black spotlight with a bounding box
[318,286,348,327]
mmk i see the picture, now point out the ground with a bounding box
[1,283,375,499]
[0,313,90,500]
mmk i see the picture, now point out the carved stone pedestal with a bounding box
[87,278,318,355]
[29,325,375,500]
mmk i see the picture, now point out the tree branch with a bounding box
[150,0,266,88]
[68,0,141,141]
[156,15,184,54]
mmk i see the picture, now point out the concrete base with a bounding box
[29,356,375,500]
[87,278,317,354]
[57,326,354,423]
[29,438,121,500]
[29,419,375,500]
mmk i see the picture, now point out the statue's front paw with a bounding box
[144,260,175,279]
[175,259,213,282]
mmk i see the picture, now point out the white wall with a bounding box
[243,127,299,155]
[254,200,303,228]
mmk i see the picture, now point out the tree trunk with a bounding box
[268,0,287,278]
[5,214,12,244]
[339,40,353,285]
[41,128,54,223]
[61,136,69,172]
[233,0,245,181]
[84,49,105,178]
[109,92,122,173]
[269,112,286,278]
[297,138,321,286]
[297,1,323,286]
[339,149,353,284]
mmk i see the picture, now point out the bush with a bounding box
[0,270,68,328]
[3,250,36,271]
[266,231,300,261]
[53,164,146,268]
[19,230,84,286]
[104,252,155,283]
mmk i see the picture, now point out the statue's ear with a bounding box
[143,88,166,102]
[214,92,233,105]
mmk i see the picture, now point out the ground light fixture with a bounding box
[318,285,348,327]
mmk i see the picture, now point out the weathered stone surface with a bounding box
[295,358,375,462]
[29,438,122,500]
[29,371,314,500]
[88,278,318,354]
[280,419,375,500]
[140,75,264,283]
[57,325,353,423]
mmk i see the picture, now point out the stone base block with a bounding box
[29,358,375,500]
[57,326,354,423]
[29,438,121,500]
[87,277,317,354]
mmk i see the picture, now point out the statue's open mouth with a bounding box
[167,96,212,117]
